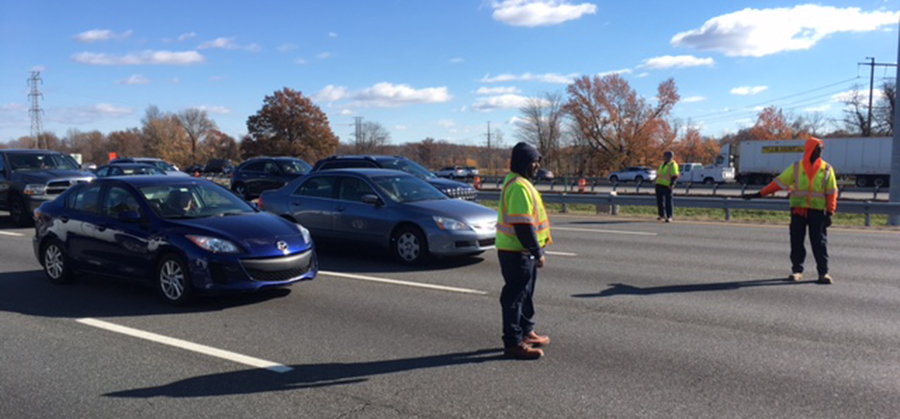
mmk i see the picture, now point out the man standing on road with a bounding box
[742,137,837,284]
[496,142,553,360]
[656,150,680,222]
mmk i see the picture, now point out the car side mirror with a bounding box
[118,210,142,223]
[360,194,383,206]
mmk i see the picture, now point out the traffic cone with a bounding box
[474,176,482,190]
[578,178,586,193]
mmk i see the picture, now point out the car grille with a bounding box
[478,238,495,247]
[46,178,92,195]
[441,187,477,201]
[240,250,315,282]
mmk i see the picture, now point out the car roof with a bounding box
[102,163,158,169]
[96,175,210,187]
[311,168,410,177]
[2,149,68,154]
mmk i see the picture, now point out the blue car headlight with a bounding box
[186,235,240,253]
[295,223,312,244]
[433,216,471,231]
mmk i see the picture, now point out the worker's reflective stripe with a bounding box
[497,173,552,251]
[504,215,535,224]
[822,164,832,191]
[496,225,516,235]
[774,177,788,189]
[793,191,826,198]
[793,162,800,191]
[825,190,837,195]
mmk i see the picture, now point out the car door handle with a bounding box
[291,201,302,206]
[335,206,346,212]
[96,224,108,232]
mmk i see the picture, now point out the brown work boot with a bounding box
[818,274,834,284]
[504,342,543,360]
[523,331,550,347]
[788,273,803,281]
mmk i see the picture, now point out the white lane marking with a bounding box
[553,227,658,236]
[319,271,488,295]
[0,231,24,237]
[76,318,293,373]
[546,251,578,257]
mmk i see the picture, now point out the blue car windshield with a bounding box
[8,153,79,171]
[376,158,436,179]
[372,175,447,203]
[140,183,254,219]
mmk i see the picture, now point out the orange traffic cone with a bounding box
[578,177,586,193]
[473,176,482,190]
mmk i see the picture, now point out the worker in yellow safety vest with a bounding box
[496,142,553,360]
[656,150,680,222]
[742,137,838,284]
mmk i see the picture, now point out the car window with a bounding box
[372,174,446,203]
[243,161,266,172]
[276,159,312,174]
[294,176,336,198]
[376,158,435,179]
[264,161,280,174]
[0,153,5,173]
[72,184,102,214]
[112,167,124,176]
[96,167,109,177]
[103,186,142,218]
[8,153,79,171]
[338,177,376,202]
[140,183,253,219]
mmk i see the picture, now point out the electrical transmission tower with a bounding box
[353,116,363,148]
[28,71,44,149]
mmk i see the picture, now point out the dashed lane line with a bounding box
[76,318,293,373]
[0,231,24,237]
[318,271,488,295]
[552,227,658,236]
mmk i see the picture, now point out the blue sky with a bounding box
[1,0,899,146]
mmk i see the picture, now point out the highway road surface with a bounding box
[1,211,899,418]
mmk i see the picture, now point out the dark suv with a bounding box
[203,159,234,174]
[0,149,95,226]
[311,155,476,200]
[230,157,312,199]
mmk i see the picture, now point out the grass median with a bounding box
[476,200,889,227]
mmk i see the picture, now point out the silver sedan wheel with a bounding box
[159,260,185,301]
[44,244,64,280]
[397,232,420,262]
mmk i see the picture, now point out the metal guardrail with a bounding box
[475,191,900,227]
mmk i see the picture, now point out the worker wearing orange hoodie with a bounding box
[742,137,838,284]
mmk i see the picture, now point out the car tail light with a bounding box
[257,196,264,210]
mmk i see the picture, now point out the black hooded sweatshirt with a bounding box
[508,142,543,258]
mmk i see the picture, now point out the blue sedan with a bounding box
[32,176,317,304]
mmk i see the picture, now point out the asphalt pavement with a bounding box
[1,211,899,418]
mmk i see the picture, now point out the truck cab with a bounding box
[0,150,95,226]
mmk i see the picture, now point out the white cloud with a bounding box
[198,37,260,52]
[31,65,46,72]
[313,85,350,102]
[671,5,900,57]
[507,116,528,126]
[831,89,885,103]
[449,57,465,64]
[72,50,205,65]
[395,125,407,131]
[472,94,541,112]
[73,29,133,43]
[194,105,231,115]
[116,74,150,85]
[338,109,354,116]
[730,85,768,96]
[639,55,715,69]
[804,104,832,113]
[636,72,650,78]
[492,0,598,27]
[682,96,706,103]
[328,32,338,38]
[476,86,521,95]
[437,119,456,128]
[480,72,578,84]
[317,52,333,59]
[597,68,633,77]
[353,83,451,107]
[164,32,197,42]
[45,104,134,125]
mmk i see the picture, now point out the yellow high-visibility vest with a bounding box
[656,161,680,187]
[496,173,552,251]
[772,161,838,210]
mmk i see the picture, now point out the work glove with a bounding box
[825,213,833,228]
[741,192,762,200]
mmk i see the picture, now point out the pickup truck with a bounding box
[0,149,95,226]
[678,162,735,184]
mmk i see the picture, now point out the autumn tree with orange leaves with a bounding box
[672,128,721,164]
[564,74,679,172]
[749,106,793,140]
[243,88,340,162]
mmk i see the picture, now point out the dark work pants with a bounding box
[655,184,673,219]
[790,210,829,276]
[499,251,538,348]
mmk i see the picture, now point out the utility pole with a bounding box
[27,71,44,149]
[859,57,898,136]
[354,116,363,150]
[486,121,491,149]
[890,36,900,225]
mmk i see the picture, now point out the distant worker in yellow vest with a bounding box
[496,142,553,360]
[742,137,838,284]
[656,150,680,222]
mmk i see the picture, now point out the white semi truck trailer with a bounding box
[719,137,892,187]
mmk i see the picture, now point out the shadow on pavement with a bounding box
[572,278,813,298]
[105,348,505,398]
[315,243,485,274]
[0,270,292,318]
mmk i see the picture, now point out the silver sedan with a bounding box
[259,169,497,265]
